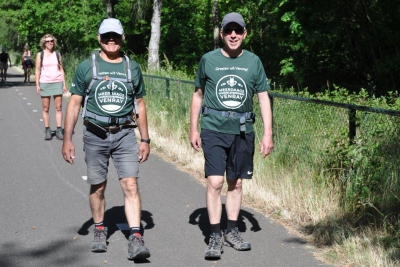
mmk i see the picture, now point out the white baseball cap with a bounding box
[98,18,124,35]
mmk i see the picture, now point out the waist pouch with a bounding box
[201,106,255,133]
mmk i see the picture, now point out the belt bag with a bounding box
[85,110,136,126]
[201,106,255,133]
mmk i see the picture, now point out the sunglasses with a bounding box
[224,28,245,35]
[101,32,122,39]
[45,40,54,43]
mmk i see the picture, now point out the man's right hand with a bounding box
[189,130,202,151]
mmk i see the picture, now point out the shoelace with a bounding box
[230,229,245,243]
[131,235,144,246]
[208,235,221,250]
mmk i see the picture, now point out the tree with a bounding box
[103,0,118,18]
[212,0,220,50]
[148,0,162,70]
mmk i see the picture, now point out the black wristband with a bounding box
[141,138,151,144]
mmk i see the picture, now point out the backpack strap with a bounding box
[40,51,44,68]
[121,54,139,115]
[40,51,61,69]
[82,51,139,120]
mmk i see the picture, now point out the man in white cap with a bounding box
[190,12,274,259]
[0,48,12,82]
[62,18,151,260]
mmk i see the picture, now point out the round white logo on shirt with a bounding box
[216,75,247,109]
[95,80,128,113]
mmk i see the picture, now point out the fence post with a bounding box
[165,78,170,98]
[349,107,356,144]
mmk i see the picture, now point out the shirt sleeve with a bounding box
[194,55,207,89]
[70,60,90,96]
[131,61,146,98]
[254,56,271,93]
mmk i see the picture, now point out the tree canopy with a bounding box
[1,0,399,96]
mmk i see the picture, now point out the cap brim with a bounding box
[223,21,245,28]
[99,29,123,35]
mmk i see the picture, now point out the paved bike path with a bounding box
[0,68,330,267]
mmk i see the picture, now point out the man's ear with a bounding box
[122,34,126,41]
[97,34,101,44]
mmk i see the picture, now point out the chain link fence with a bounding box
[143,74,400,212]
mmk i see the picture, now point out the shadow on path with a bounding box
[0,237,87,267]
[77,206,155,240]
[0,73,35,89]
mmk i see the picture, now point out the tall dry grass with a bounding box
[141,73,400,267]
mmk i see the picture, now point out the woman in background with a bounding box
[22,44,33,83]
[35,34,67,141]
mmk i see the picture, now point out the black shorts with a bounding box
[200,129,255,180]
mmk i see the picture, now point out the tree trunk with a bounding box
[212,0,220,49]
[104,0,116,18]
[148,0,162,70]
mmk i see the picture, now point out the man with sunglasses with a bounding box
[62,18,151,260]
[190,12,274,259]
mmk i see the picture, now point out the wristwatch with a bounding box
[141,138,151,144]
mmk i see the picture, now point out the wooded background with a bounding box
[1,0,399,96]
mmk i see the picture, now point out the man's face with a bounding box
[220,22,247,52]
[98,32,124,54]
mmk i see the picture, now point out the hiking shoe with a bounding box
[44,128,52,140]
[204,233,223,259]
[127,234,150,260]
[56,128,63,140]
[224,227,251,251]
[91,227,108,252]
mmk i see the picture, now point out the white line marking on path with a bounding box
[82,176,87,181]
[27,103,31,105]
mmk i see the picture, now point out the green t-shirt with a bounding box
[195,49,270,134]
[70,54,145,126]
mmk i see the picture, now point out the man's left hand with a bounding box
[138,142,150,163]
[260,134,274,158]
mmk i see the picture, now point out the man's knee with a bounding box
[207,176,224,192]
[227,178,242,191]
[90,182,107,196]
[121,178,139,196]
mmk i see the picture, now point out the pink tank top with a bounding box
[23,51,31,61]
[39,52,62,83]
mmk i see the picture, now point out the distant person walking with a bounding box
[190,12,274,260]
[22,44,34,83]
[0,48,12,83]
[35,34,67,141]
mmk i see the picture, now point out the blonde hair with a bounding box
[24,44,30,50]
[40,34,57,50]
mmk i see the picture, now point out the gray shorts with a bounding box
[200,129,255,180]
[83,126,139,185]
[0,62,8,70]
[40,82,63,97]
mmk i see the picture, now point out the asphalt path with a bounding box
[0,67,331,267]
